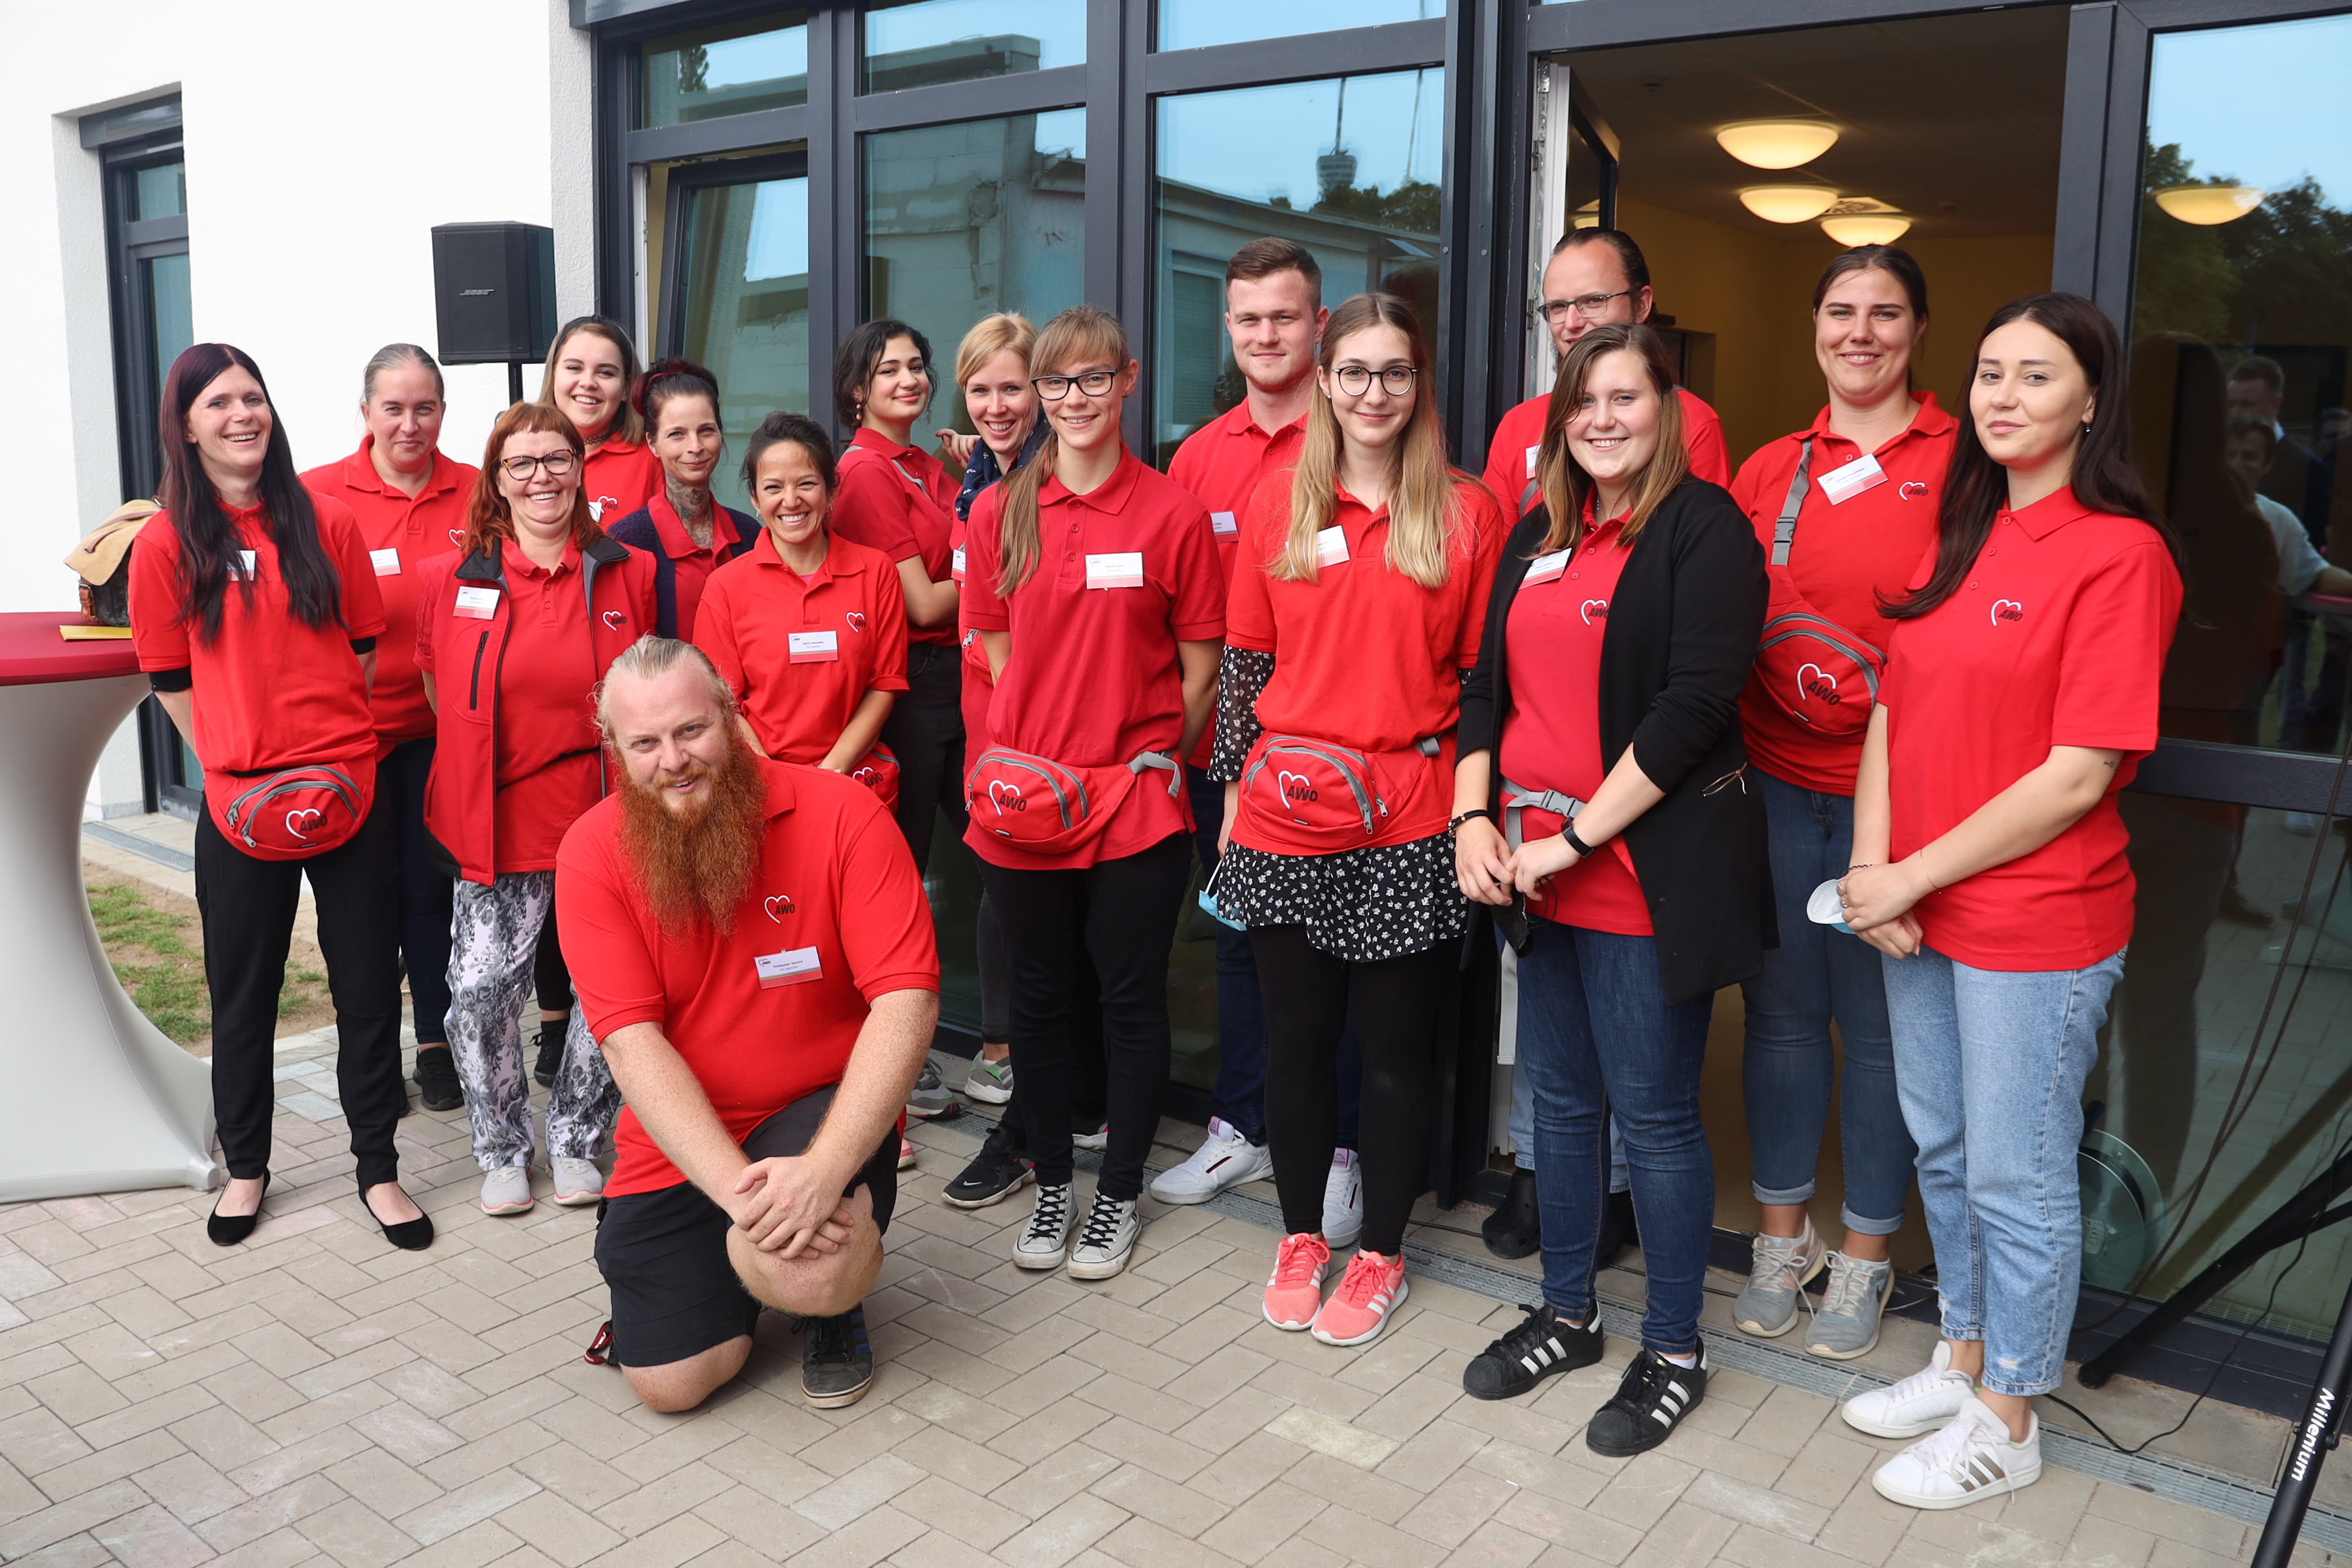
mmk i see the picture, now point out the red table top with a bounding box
[0,612,142,687]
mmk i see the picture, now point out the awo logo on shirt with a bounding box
[764,893,796,922]
[1581,599,1609,625]
[1990,599,2025,627]
[1899,480,1931,501]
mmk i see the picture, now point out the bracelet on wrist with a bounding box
[1563,823,1597,859]
[1449,808,1494,833]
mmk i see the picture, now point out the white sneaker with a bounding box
[1014,1183,1074,1269]
[1322,1150,1364,1250]
[1072,1122,1110,1152]
[550,1157,603,1207]
[1872,1396,2041,1509]
[1150,1117,1273,1204]
[480,1165,533,1215]
[1841,1340,1977,1438]
[1067,1194,1142,1280]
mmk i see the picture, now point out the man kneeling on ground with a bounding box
[560,636,938,1411]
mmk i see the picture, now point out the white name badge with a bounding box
[1523,549,1571,586]
[1525,444,1541,480]
[1818,452,1888,505]
[1315,526,1350,567]
[754,946,822,989]
[1086,551,1144,590]
[228,549,259,580]
[789,630,840,663]
[1211,510,1238,537]
[952,546,967,582]
[369,548,400,577]
[453,585,500,620]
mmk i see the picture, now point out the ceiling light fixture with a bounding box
[1739,186,1841,224]
[1717,121,1839,169]
[2154,185,2265,225]
[1821,213,1913,245]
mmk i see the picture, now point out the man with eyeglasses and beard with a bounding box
[559,637,938,1413]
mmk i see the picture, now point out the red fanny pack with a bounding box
[1236,733,1438,853]
[965,746,1181,856]
[1757,437,1883,737]
[848,743,901,812]
[212,756,377,861]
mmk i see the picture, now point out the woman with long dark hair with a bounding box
[416,403,654,1218]
[538,315,662,526]
[604,359,759,642]
[128,342,432,1252]
[1450,323,1769,1454]
[1217,293,1502,1349]
[1835,294,2182,1509]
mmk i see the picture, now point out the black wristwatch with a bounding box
[1563,823,1598,859]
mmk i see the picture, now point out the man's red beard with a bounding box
[615,728,767,938]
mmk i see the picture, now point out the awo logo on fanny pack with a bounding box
[1796,662,1841,707]
[988,780,1028,813]
[1277,770,1318,805]
[285,808,325,842]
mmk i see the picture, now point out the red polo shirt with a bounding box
[694,531,911,764]
[1880,489,2182,971]
[641,492,735,643]
[582,438,662,527]
[952,510,995,759]
[299,441,479,749]
[1731,395,1957,795]
[1481,388,1730,515]
[835,431,959,647]
[1224,471,1502,848]
[1499,514,1650,934]
[1168,400,1308,768]
[961,449,1226,868]
[128,495,385,783]
[558,759,939,1198]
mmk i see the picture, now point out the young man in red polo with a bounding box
[559,638,938,1413]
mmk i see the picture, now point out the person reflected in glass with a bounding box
[538,315,662,527]
[2232,357,2342,758]
[1837,294,2183,1509]
[605,359,759,643]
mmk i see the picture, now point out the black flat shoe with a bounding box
[207,1172,270,1246]
[363,1183,434,1251]
[1482,1166,1542,1260]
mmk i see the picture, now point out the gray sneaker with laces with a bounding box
[1014,1183,1073,1268]
[1067,1193,1141,1280]
[906,1058,953,1119]
[1734,1222,1826,1337]
[1806,1251,1894,1359]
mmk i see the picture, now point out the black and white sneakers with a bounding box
[1586,1343,1709,1457]
[1463,1304,1604,1401]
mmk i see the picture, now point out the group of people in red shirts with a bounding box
[126,221,2182,1513]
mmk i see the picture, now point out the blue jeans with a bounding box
[1741,769,1912,1234]
[1518,919,1714,1356]
[1188,768,1358,1146]
[1507,1054,1627,1193]
[1882,943,2125,1397]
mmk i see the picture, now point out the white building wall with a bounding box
[0,1,594,811]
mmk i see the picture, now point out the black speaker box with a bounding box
[430,222,557,365]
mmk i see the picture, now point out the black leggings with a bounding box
[1253,926,1453,1257]
[981,832,1190,1199]
[534,902,571,1017]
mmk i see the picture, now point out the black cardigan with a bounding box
[604,502,760,639]
[1458,476,1775,1007]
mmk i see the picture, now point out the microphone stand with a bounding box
[2252,1270,2352,1568]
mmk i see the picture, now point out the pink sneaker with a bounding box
[1263,1232,1331,1330]
[1311,1249,1409,1347]
[897,1136,916,1171]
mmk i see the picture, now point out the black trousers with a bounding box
[195,799,408,1188]
[981,832,1190,1199]
[534,901,571,1017]
[380,738,454,1044]
[883,643,966,874]
[1252,926,1454,1257]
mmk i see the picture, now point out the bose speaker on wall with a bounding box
[430,222,556,366]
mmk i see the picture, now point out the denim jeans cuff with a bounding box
[1541,1290,1592,1322]
[1978,1370,2060,1399]
[1749,1179,1818,1206]
[1838,1205,1905,1239]
[1516,1154,1535,1172]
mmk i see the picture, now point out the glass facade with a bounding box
[641,13,809,126]
[674,170,811,515]
[1156,0,1442,51]
[862,0,1085,92]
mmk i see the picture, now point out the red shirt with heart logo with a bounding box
[833,430,960,647]
[558,758,939,1199]
[299,440,480,749]
[581,436,662,528]
[693,530,910,765]
[1879,488,2182,970]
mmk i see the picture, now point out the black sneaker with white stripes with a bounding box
[1586,1342,1708,1457]
[1462,1304,1603,1401]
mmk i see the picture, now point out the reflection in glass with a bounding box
[134,162,184,221]
[145,253,192,402]
[1156,0,1440,52]
[675,174,810,515]
[865,110,1085,434]
[863,0,1085,93]
[1155,70,1444,468]
[642,13,809,127]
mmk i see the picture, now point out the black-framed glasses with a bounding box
[1032,369,1117,400]
[1331,364,1418,397]
[1538,289,1635,323]
[498,451,580,480]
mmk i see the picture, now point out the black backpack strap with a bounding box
[1771,438,1814,568]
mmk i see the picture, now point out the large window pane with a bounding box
[1157,0,1440,52]
[1153,69,1443,467]
[863,0,1085,93]
[642,13,808,127]
[675,171,810,515]
[144,252,191,399]
[133,162,184,220]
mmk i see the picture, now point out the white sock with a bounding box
[1661,1349,1699,1369]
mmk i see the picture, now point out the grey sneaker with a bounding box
[479,1165,534,1216]
[906,1059,954,1120]
[1067,1193,1141,1280]
[1807,1251,1894,1360]
[1014,1183,1074,1269]
[550,1157,604,1207]
[964,1055,1014,1104]
[1734,1222,1825,1337]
